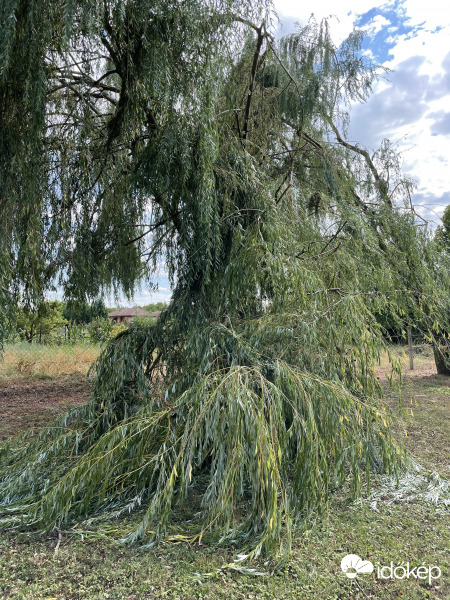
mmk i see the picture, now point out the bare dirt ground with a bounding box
[0,375,92,442]
[374,364,440,380]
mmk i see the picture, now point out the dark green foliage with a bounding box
[435,205,450,249]
[63,299,108,325]
[1,0,449,558]
[89,316,125,343]
[421,210,450,374]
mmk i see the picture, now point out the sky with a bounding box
[275,0,450,223]
[111,1,450,306]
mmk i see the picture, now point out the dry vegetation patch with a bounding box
[0,343,99,381]
[0,343,97,441]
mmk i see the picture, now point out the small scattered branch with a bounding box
[54,531,62,556]
[124,212,182,246]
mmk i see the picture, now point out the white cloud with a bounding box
[106,289,172,307]
[400,0,450,30]
[274,0,450,222]
[275,1,394,44]
[275,0,388,21]
[364,15,391,37]
[385,25,450,78]
[132,291,171,305]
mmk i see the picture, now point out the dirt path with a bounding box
[0,376,92,441]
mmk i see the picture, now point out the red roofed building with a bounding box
[108,307,150,324]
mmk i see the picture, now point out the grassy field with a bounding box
[0,342,100,382]
[0,345,448,600]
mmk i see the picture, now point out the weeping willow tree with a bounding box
[431,206,450,375]
[1,0,448,557]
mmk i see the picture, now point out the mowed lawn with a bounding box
[0,345,448,600]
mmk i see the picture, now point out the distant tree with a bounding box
[62,301,90,325]
[430,208,450,375]
[141,302,168,313]
[63,299,107,324]
[435,205,450,249]
[90,298,108,320]
[15,301,66,343]
[89,317,126,344]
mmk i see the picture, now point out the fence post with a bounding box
[407,326,414,370]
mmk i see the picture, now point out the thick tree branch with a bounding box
[242,23,265,144]
[327,117,391,206]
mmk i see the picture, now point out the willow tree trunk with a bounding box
[433,335,450,375]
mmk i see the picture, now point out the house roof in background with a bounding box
[108,307,150,317]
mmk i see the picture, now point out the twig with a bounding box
[54,531,62,556]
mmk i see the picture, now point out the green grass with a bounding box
[0,347,448,600]
[1,492,447,599]
[386,376,450,478]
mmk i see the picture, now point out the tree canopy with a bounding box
[63,298,108,325]
[14,300,65,343]
[436,205,450,250]
[1,0,449,559]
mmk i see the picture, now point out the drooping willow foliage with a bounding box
[1,0,448,557]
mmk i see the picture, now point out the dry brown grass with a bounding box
[376,343,436,376]
[0,343,100,381]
